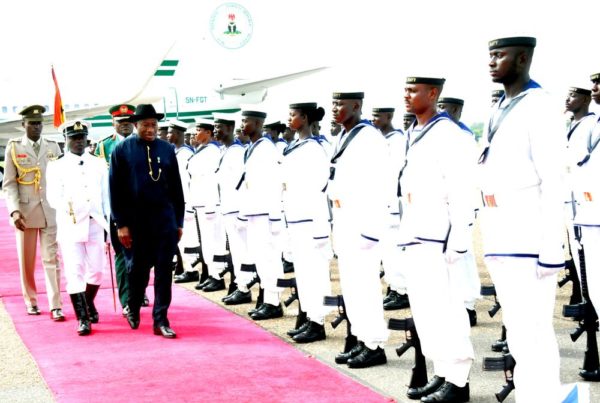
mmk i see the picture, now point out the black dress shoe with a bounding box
[580,368,600,381]
[335,341,364,364]
[466,308,477,327]
[142,293,150,307]
[293,321,326,343]
[250,303,283,320]
[77,319,92,336]
[420,381,469,403]
[347,346,387,368]
[383,291,410,310]
[202,277,226,292]
[153,325,177,339]
[27,306,41,315]
[407,375,445,400]
[195,277,213,290]
[491,339,507,353]
[174,271,199,284]
[127,311,140,330]
[223,289,252,305]
[287,320,310,337]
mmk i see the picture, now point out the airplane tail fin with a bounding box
[125,43,179,104]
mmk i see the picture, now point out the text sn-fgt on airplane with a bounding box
[0,44,327,145]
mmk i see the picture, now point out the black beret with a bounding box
[488,36,536,50]
[332,92,364,100]
[372,107,395,113]
[406,77,445,86]
[241,110,267,119]
[569,87,591,96]
[438,97,464,106]
[289,102,317,109]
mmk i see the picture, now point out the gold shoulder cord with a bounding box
[98,141,107,165]
[10,142,41,191]
[147,145,162,182]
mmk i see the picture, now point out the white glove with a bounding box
[445,250,465,265]
[536,264,562,280]
[270,219,283,236]
[359,236,378,250]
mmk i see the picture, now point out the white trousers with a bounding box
[59,220,105,294]
[332,218,388,348]
[223,213,253,291]
[246,215,282,305]
[580,226,600,316]
[403,243,474,386]
[447,249,481,309]
[180,209,199,272]
[287,221,332,324]
[486,256,561,403]
[198,208,227,278]
[382,223,407,294]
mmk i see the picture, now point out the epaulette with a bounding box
[7,137,20,143]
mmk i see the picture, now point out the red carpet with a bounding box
[0,199,388,403]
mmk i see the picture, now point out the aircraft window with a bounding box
[74,104,80,108]
[2,106,7,113]
[13,106,18,113]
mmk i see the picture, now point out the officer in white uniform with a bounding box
[399,78,475,403]
[328,92,388,369]
[214,113,254,305]
[188,119,228,292]
[572,74,600,368]
[238,109,284,320]
[371,107,409,311]
[437,97,481,326]
[283,102,332,343]
[479,36,564,402]
[46,121,109,335]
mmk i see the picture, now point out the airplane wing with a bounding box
[215,67,328,96]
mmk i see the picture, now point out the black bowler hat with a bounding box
[438,97,464,106]
[406,77,445,86]
[488,36,536,50]
[129,104,165,122]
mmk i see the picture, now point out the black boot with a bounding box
[292,321,326,343]
[69,293,91,336]
[248,287,264,316]
[85,283,100,324]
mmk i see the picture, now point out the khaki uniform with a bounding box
[2,135,63,310]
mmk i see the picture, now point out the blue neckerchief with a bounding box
[567,112,596,141]
[283,137,318,156]
[407,112,451,147]
[495,79,542,106]
[384,129,403,139]
[458,121,473,135]
[277,138,287,143]
[244,137,268,163]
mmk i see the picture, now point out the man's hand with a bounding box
[177,227,183,241]
[11,211,26,231]
[118,226,132,249]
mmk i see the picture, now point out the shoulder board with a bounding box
[7,137,21,143]
[44,138,58,143]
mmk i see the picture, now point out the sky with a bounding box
[1,0,599,130]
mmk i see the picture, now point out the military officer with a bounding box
[399,77,475,402]
[47,120,110,335]
[479,36,564,402]
[109,104,185,338]
[95,104,140,315]
[371,107,409,311]
[238,109,285,320]
[188,119,229,292]
[328,92,388,368]
[158,121,169,141]
[436,97,481,326]
[2,105,64,320]
[214,113,254,305]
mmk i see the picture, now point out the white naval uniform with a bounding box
[565,113,597,275]
[478,82,565,402]
[573,116,600,316]
[46,152,110,294]
[380,129,408,295]
[398,114,475,387]
[275,138,293,264]
[282,137,332,324]
[174,145,196,272]
[216,140,253,291]
[188,141,227,279]
[327,120,388,349]
[238,137,283,306]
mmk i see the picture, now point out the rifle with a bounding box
[241,263,262,311]
[562,226,600,381]
[388,317,427,389]
[216,234,237,294]
[323,295,358,354]
[559,192,583,305]
[483,349,515,402]
[277,277,307,330]
[481,285,507,352]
